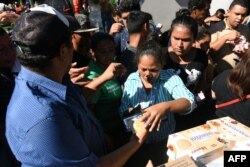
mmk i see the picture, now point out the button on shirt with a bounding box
[6,67,105,166]
[119,70,194,143]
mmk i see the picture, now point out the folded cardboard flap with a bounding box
[158,155,197,167]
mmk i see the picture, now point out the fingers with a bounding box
[71,73,85,83]
[148,115,161,132]
[140,111,149,123]
[149,118,158,132]
[71,62,77,68]
[140,110,162,132]
[74,81,91,87]
[156,119,162,131]
[69,66,89,78]
[141,112,155,131]
[109,23,124,34]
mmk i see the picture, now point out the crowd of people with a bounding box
[1,0,250,166]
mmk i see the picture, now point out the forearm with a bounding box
[96,138,142,167]
[159,98,191,114]
[210,35,228,53]
[83,75,108,102]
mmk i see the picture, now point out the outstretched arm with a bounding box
[83,63,126,102]
[210,30,240,53]
[140,98,191,132]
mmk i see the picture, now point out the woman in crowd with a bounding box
[85,32,128,152]
[119,40,194,166]
[212,54,250,127]
[164,16,210,131]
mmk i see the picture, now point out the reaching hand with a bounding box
[69,62,90,86]
[109,23,124,35]
[102,63,126,81]
[0,11,19,24]
[140,103,167,132]
[131,120,149,144]
[225,30,240,42]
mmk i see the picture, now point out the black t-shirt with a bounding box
[164,48,210,132]
[212,70,250,127]
[164,48,208,94]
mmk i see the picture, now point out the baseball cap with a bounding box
[12,4,71,58]
[66,13,99,33]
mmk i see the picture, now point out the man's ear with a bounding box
[72,33,77,39]
[59,43,68,60]
[225,9,230,17]
[143,22,149,32]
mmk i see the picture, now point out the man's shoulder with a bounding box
[122,47,136,55]
[209,21,226,34]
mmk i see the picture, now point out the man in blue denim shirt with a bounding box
[109,0,140,55]
[6,5,148,167]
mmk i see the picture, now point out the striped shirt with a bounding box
[119,69,195,143]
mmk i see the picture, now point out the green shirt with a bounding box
[86,61,123,133]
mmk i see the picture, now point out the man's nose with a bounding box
[177,40,183,47]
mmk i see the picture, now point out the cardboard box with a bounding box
[167,124,224,165]
[166,117,250,166]
[206,117,250,150]
[206,117,250,140]
[158,155,197,167]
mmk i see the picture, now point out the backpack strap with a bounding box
[216,94,250,109]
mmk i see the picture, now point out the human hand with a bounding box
[232,36,249,56]
[233,46,249,56]
[130,120,149,144]
[225,30,240,42]
[69,62,90,86]
[204,15,221,25]
[0,11,19,24]
[102,63,126,81]
[109,23,124,35]
[140,103,167,132]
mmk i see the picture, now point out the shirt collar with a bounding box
[224,18,242,30]
[125,41,137,53]
[18,66,67,100]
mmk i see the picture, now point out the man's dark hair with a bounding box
[127,11,152,34]
[215,8,225,15]
[188,0,211,10]
[176,8,191,18]
[118,0,141,13]
[229,0,248,10]
[12,11,71,68]
[91,32,114,51]
[170,16,198,39]
[196,26,210,41]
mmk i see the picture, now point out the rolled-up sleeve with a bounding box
[165,74,196,114]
